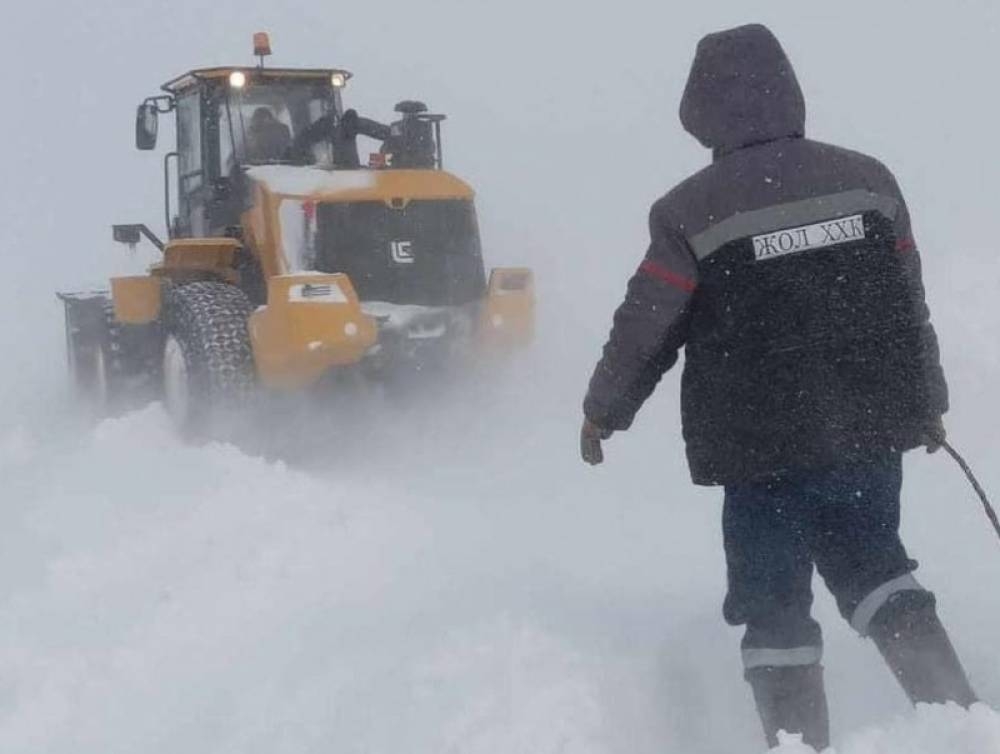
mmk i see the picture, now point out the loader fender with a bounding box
[248,273,377,390]
[150,238,241,284]
[111,275,162,324]
[479,267,534,348]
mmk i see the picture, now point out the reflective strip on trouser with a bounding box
[742,646,823,670]
[850,573,925,637]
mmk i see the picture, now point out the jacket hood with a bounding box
[680,24,806,154]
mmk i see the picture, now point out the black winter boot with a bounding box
[869,590,977,707]
[745,664,830,751]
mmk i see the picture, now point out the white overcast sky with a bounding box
[0,0,996,411]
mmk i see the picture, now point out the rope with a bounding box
[941,440,1000,546]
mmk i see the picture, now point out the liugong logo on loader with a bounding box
[390,240,415,264]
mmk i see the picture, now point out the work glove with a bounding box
[923,416,947,454]
[581,417,613,466]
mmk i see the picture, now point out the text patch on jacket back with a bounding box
[753,214,866,261]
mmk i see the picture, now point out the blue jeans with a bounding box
[723,454,925,670]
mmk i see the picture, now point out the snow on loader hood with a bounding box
[245,165,378,197]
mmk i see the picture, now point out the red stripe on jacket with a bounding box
[639,259,697,293]
[896,237,917,253]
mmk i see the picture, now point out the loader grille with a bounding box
[315,199,487,306]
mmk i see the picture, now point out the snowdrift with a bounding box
[0,406,638,753]
[1,387,998,753]
[775,703,1000,754]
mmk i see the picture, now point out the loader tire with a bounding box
[162,282,255,437]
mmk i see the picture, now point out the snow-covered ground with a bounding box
[1,310,998,753]
[773,705,1000,754]
[2,0,1000,752]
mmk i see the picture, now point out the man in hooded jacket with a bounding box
[581,24,977,750]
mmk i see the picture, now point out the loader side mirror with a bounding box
[136,103,159,150]
[113,224,142,246]
[112,223,165,251]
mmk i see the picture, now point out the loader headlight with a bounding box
[229,70,247,89]
[331,72,348,88]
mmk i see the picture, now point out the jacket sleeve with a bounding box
[583,205,699,431]
[878,167,949,417]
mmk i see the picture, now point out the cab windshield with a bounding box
[218,80,338,170]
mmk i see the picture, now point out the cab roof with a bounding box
[161,67,352,95]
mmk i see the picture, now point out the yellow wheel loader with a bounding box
[58,34,534,434]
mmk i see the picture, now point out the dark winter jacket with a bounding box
[584,24,947,486]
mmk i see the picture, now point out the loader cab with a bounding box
[144,67,351,238]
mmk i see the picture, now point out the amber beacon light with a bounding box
[253,32,272,65]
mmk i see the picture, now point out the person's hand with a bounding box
[924,416,947,454]
[581,417,613,466]
[341,108,360,137]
